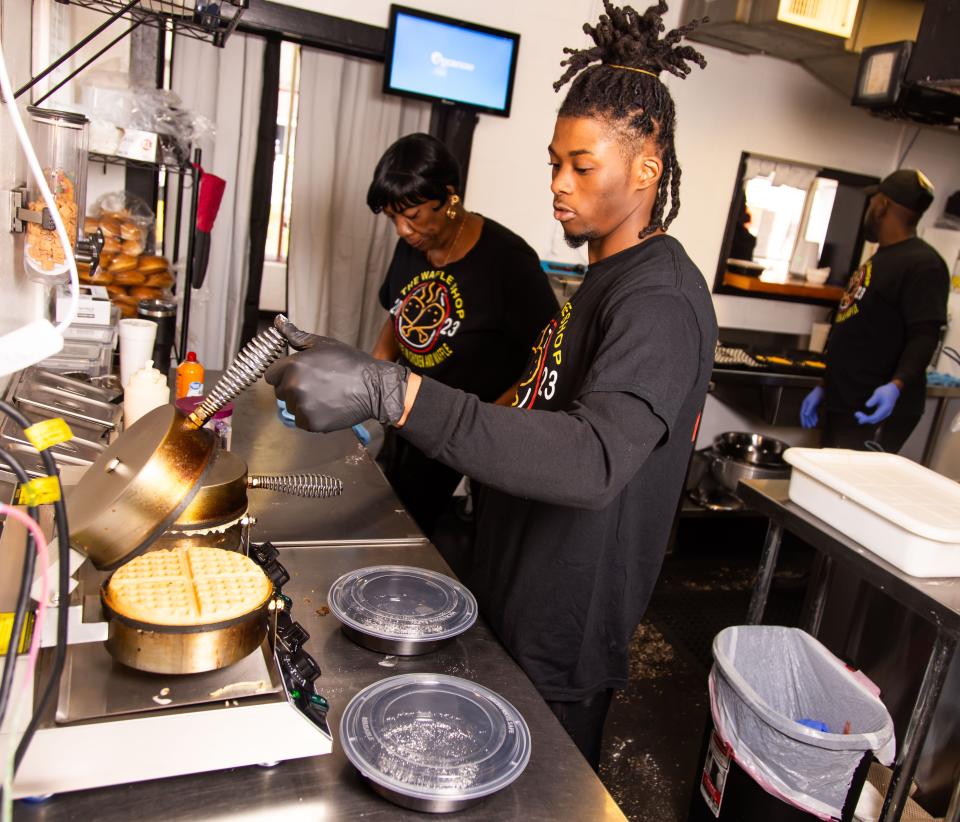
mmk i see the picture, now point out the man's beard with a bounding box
[564,229,598,249]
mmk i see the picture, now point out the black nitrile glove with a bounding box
[265,316,409,433]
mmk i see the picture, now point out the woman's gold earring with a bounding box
[446,194,460,220]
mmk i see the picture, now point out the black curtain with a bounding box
[429,105,479,197]
[239,36,282,348]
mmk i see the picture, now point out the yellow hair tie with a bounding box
[606,64,660,79]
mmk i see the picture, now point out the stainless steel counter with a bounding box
[14,380,627,821]
[232,380,423,545]
[16,543,626,821]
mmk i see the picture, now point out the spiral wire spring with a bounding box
[189,323,288,428]
[250,473,343,498]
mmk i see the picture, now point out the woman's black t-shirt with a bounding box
[378,217,558,401]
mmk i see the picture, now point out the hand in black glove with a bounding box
[264,317,409,433]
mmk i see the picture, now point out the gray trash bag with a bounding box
[709,626,895,820]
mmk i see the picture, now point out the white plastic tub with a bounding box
[783,448,960,578]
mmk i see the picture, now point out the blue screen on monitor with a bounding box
[386,9,518,115]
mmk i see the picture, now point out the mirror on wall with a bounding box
[713,153,880,306]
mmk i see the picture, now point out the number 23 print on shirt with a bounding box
[514,301,571,409]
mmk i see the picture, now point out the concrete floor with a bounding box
[434,507,812,822]
[597,515,810,821]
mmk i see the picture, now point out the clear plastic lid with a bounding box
[340,673,531,801]
[328,565,477,643]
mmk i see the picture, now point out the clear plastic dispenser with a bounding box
[23,106,89,284]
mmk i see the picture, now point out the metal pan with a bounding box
[99,580,276,675]
[171,448,343,532]
[712,431,790,467]
[710,451,791,494]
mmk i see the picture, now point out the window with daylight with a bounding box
[265,41,301,264]
[713,152,879,306]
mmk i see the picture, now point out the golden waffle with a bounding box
[105,546,272,627]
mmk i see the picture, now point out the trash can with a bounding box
[689,626,895,821]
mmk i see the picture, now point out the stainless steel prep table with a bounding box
[709,365,960,467]
[14,380,627,821]
[231,379,424,545]
[16,543,626,821]
[738,478,960,822]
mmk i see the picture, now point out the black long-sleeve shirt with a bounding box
[826,237,949,417]
[401,236,718,700]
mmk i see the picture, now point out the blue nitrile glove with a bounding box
[855,381,900,425]
[800,385,824,429]
[277,399,296,428]
[797,718,830,733]
[352,423,371,445]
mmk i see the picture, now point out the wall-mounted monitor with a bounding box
[383,5,520,117]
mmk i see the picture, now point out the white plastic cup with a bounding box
[118,318,158,388]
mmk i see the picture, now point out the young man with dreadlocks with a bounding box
[266,1,718,769]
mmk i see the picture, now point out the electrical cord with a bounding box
[0,449,39,730]
[0,402,70,774]
[897,126,921,170]
[2,504,50,822]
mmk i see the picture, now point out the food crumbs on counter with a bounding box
[378,655,398,668]
[303,597,311,605]
[209,680,267,699]
[316,606,330,616]
[152,694,173,706]
[160,687,170,696]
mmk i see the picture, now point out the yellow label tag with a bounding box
[0,612,34,655]
[24,418,73,451]
[17,475,62,506]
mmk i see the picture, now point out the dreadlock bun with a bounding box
[554,0,706,90]
[555,0,707,237]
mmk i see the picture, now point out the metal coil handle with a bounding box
[186,316,289,429]
[247,473,343,498]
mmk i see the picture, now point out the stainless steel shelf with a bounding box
[67,0,248,48]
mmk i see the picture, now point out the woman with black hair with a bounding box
[367,133,557,536]
[268,1,717,767]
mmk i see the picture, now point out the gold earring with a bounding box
[446,194,460,220]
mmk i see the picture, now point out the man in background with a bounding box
[801,169,949,451]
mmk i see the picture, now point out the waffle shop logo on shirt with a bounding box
[390,270,465,368]
[836,259,872,324]
[513,301,572,409]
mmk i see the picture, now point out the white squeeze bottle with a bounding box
[124,360,170,427]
